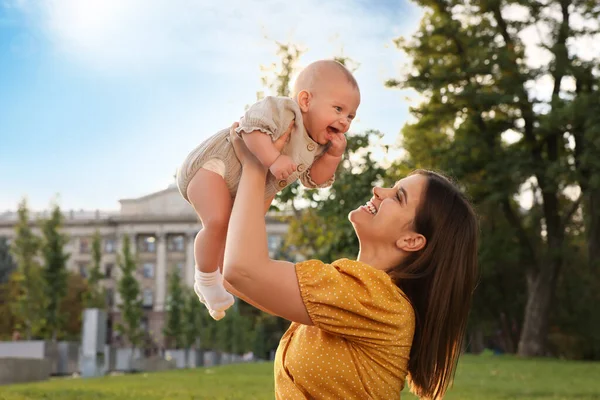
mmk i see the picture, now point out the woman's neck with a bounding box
[356,243,404,272]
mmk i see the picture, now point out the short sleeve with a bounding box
[235,96,298,140]
[295,259,414,346]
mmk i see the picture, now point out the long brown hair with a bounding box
[388,170,479,399]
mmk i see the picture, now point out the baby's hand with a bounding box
[326,132,347,157]
[269,154,297,180]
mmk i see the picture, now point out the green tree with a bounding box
[181,287,205,366]
[116,235,143,366]
[387,0,599,356]
[0,237,16,285]
[60,272,89,341]
[164,270,185,349]
[10,199,47,340]
[40,202,70,341]
[84,231,105,309]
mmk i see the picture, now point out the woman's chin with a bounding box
[348,208,363,224]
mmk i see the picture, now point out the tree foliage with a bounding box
[116,235,144,352]
[40,202,70,340]
[10,199,47,340]
[0,237,16,285]
[84,230,106,309]
[164,270,185,348]
[388,0,600,356]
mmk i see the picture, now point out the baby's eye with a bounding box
[334,106,342,112]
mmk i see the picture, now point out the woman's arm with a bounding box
[223,123,312,325]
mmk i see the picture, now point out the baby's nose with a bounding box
[339,118,350,131]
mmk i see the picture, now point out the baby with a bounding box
[176,60,360,320]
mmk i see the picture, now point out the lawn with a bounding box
[1,354,599,399]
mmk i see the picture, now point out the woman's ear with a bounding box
[396,233,426,253]
[297,90,311,112]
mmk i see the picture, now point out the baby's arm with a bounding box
[242,131,280,168]
[236,96,297,179]
[305,153,342,185]
[242,128,297,180]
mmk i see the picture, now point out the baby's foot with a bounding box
[194,268,234,320]
[193,282,227,320]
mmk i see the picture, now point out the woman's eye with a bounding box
[396,192,403,203]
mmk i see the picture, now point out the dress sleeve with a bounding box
[295,259,414,346]
[235,96,297,140]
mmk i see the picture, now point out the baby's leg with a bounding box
[187,168,234,318]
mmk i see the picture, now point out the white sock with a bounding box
[194,268,234,319]
[193,282,226,321]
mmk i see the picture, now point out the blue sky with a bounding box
[2,1,598,213]
[0,0,424,212]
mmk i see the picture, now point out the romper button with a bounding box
[307,143,316,151]
[278,180,287,188]
[297,164,306,173]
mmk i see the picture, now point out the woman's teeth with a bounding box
[365,201,377,215]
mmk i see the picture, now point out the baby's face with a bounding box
[302,79,360,146]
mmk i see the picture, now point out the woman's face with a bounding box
[349,173,428,249]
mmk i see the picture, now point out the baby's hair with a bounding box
[293,60,359,98]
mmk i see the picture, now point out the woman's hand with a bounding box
[229,121,294,169]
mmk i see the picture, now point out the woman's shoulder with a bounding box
[296,258,412,309]
[295,258,415,343]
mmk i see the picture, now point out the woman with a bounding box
[221,123,478,399]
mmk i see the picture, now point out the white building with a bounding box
[0,185,288,347]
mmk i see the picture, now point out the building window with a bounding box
[104,263,114,279]
[106,288,114,308]
[142,262,155,278]
[168,234,185,252]
[79,263,88,278]
[141,316,149,331]
[79,238,91,253]
[142,289,153,309]
[104,238,116,253]
[139,235,156,253]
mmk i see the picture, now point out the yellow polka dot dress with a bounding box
[274,259,415,399]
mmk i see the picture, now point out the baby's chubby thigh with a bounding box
[187,158,232,229]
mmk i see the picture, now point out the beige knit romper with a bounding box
[176,96,335,203]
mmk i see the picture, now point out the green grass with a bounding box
[1,355,599,400]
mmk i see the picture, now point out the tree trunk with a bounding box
[469,327,485,354]
[586,190,600,269]
[129,346,136,371]
[517,260,559,356]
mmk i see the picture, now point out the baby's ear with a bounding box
[297,90,311,112]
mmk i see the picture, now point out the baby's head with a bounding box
[293,60,361,146]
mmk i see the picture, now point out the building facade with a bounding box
[0,185,288,347]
